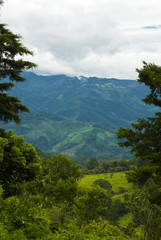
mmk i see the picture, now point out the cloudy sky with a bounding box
[1,0,161,79]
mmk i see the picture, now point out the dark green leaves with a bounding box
[136,62,161,107]
[0,24,37,123]
[117,62,161,164]
[0,129,41,198]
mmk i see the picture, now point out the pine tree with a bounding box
[117,62,161,166]
[0,24,37,123]
[117,62,161,239]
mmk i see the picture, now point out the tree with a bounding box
[93,179,112,191]
[117,62,161,166]
[0,24,37,123]
[117,62,161,239]
[86,157,99,170]
[41,154,83,204]
[76,186,111,224]
[106,199,127,222]
[125,178,161,240]
[0,129,41,198]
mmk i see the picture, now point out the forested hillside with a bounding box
[3,112,130,159]
[2,72,157,159]
[10,72,157,128]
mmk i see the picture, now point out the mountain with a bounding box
[2,72,157,159]
[10,72,157,129]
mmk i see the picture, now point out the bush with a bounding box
[93,179,112,191]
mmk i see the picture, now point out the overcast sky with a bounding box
[1,0,161,79]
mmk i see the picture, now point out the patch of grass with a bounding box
[78,172,133,194]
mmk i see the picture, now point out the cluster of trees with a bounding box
[76,156,144,174]
[0,129,134,239]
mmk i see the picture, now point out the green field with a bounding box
[79,172,133,194]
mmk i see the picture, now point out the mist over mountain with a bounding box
[2,72,157,159]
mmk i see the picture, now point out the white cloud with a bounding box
[1,0,161,79]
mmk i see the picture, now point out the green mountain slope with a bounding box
[3,112,131,160]
[10,72,157,129]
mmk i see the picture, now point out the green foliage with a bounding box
[117,62,161,239]
[106,199,128,222]
[117,62,161,164]
[125,178,161,240]
[41,154,83,204]
[0,146,136,240]
[76,186,111,224]
[93,179,112,191]
[0,223,11,239]
[126,164,158,186]
[117,114,161,163]
[0,194,55,239]
[53,219,130,240]
[50,154,82,182]
[86,157,99,170]
[0,146,138,239]
[136,61,161,107]
[0,128,41,197]
[0,24,36,123]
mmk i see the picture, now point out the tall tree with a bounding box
[117,62,161,239]
[0,24,37,123]
[117,62,161,167]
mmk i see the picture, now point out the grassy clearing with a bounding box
[78,171,133,194]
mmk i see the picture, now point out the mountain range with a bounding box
[2,72,157,160]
